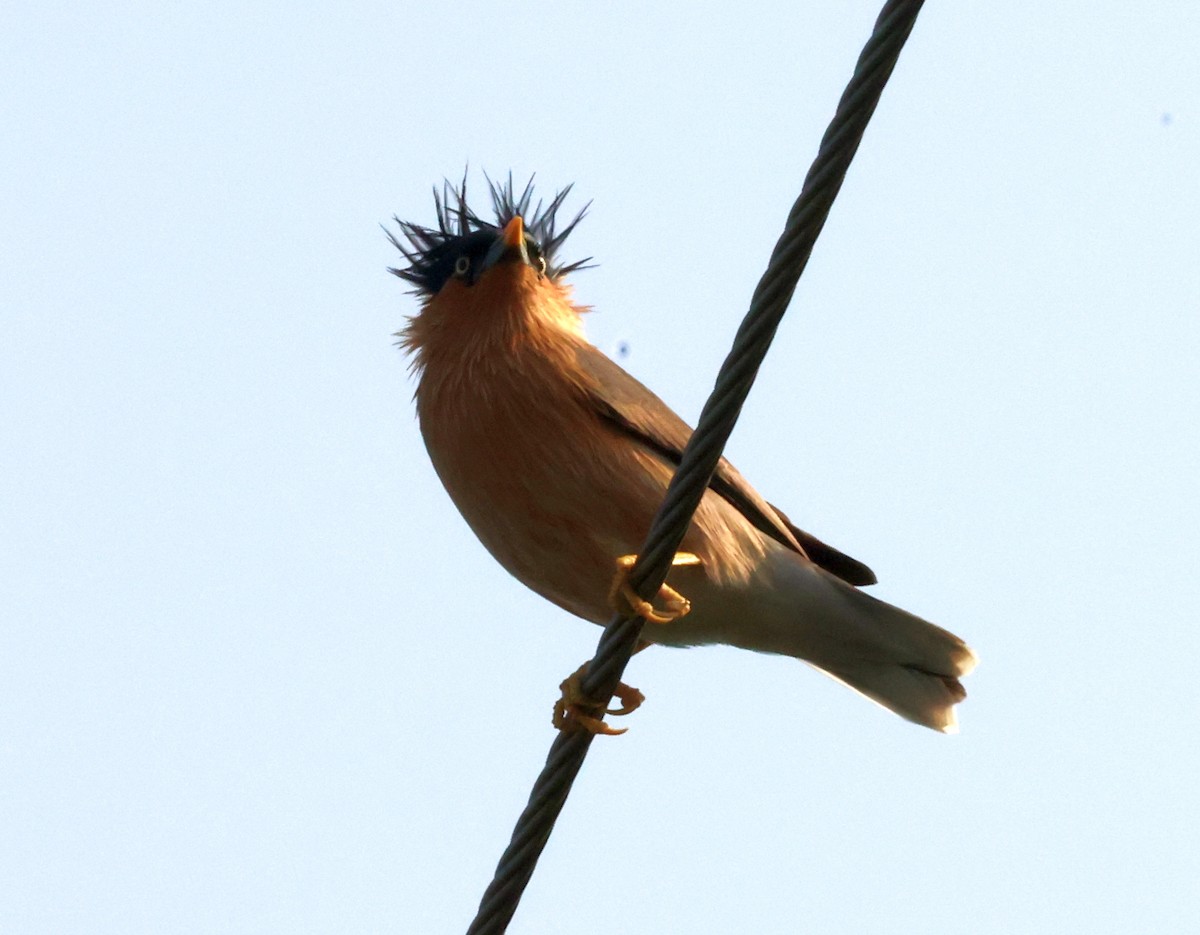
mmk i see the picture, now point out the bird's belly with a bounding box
[421,396,673,623]
[418,373,771,627]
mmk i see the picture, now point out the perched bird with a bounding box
[391,176,977,733]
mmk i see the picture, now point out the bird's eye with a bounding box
[527,241,547,277]
[453,255,470,277]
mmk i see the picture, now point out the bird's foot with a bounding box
[608,552,700,623]
[552,662,646,736]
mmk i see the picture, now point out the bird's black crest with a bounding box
[387,173,593,295]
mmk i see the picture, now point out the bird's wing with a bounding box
[763,501,877,586]
[574,343,876,587]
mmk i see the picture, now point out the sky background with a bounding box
[3,2,1198,933]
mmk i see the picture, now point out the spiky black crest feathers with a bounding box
[387,173,592,295]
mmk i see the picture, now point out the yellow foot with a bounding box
[552,663,646,736]
[608,552,700,624]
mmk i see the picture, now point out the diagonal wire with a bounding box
[465,2,926,931]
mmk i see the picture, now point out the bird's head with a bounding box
[389,176,593,368]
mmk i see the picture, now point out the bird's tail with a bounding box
[749,551,978,732]
[814,587,976,733]
[818,649,973,733]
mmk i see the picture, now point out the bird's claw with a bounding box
[552,663,646,736]
[608,552,699,624]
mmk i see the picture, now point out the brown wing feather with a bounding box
[573,343,876,587]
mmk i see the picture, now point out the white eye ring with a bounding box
[454,256,470,277]
[536,255,547,275]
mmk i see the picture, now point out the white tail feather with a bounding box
[664,546,978,731]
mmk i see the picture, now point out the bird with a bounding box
[390,175,977,734]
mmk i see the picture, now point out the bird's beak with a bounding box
[482,216,532,273]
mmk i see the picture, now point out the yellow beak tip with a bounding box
[502,215,525,247]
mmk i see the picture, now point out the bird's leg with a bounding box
[556,546,699,734]
[552,641,654,735]
[608,552,701,624]
[553,661,647,735]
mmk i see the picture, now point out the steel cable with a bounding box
[465,2,926,931]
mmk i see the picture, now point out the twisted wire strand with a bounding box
[465,2,926,931]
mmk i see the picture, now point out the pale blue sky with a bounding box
[3,2,1198,933]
